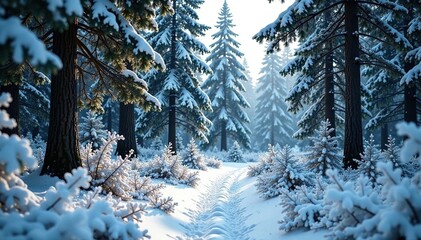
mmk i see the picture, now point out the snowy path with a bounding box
[177,167,255,240]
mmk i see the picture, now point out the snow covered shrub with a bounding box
[138,144,199,187]
[0,95,148,239]
[79,110,107,149]
[320,170,380,239]
[80,132,133,199]
[30,134,46,168]
[205,156,222,169]
[136,146,161,161]
[181,139,207,170]
[304,120,342,176]
[248,145,278,177]
[256,145,310,198]
[227,141,244,162]
[150,136,164,150]
[279,178,326,232]
[355,134,383,187]
[382,135,419,177]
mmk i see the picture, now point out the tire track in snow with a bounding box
[176,168,255,240]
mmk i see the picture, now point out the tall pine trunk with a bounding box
[116,102,138,157]
[343,0,363,169]
[381,123,388,151]
[404,62,417,125]
[168,0,177,153]
[221,120,227,151]
[0,84,20,136]
[324,10,336,138]
[41,20,81,178]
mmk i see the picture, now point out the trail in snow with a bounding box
[175,168,255,240]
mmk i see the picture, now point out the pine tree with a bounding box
[227,141,243,163]
[181,139,207,170]
[305,120,342,176]
[41,1,172,178]
[202,0,250,151]
[254,0,410,169]
[79,111,107,150]
[255,51,294,150]
[355,134,382,187]
[139,0,212,154]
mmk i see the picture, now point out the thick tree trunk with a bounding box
[324,10,336,138]
[343,0,363,169]
[380,123,388,151]
[116,102,138,157]
[168,0,177,154]
[324,47,336,138]
[0,84,20,136]
[41,20,81,178]
[221,120,227,151]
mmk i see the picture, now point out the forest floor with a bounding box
[142,162,327,240]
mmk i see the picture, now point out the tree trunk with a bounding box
[116,102,138,157]
[404,62,417,125]
[41,20,81,178]
[221,120,227,151]
[0,84,20,136]
[168,0,177,154]
[324,38,336,137]
[380,123,388,151]
[343,0,363,169]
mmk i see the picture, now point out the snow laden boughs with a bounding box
[248,145,278,177]
[79,111,108,150]
[227,141,244,163]
[181,139,207,170]
[138,144,200,187]
[138,0,212,144]
[279,179,326,232]
[304,120,342,176]
[255,49,294,149]
[256,145,310,198]
[354,134,383,187]
[320,170,380,239]
[201,0,251,150]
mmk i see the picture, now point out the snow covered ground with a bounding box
[22,162,327,239]
[139,162,327,240]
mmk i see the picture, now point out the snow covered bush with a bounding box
[355,134,383,187]
[227,141,244,162]
[279,179,326,232]
[150,136,164,150]
[181,139,207,170]
[205,156,222,169]
[304,120,342,176]
[79,110,107,149]
[30,134,46,168]
[256,145,310,198]
[0,94,149,239]
[248,145,278,177]
[138,144,199,187]
[382,135,419,177]
[81,133,177,213]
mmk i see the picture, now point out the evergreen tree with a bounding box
[227,141,243,163]
[304,120,342,176]
[254,0,411,168]
[242,59,257,149]
[79,110,107,150]
[255,51,294,150]
[355,134,382,187]
[41,1,172,178]
[139,0,212,154]
[202,0,250,151]
[181,139,207,170]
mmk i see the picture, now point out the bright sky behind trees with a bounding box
[198,0,291,82]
